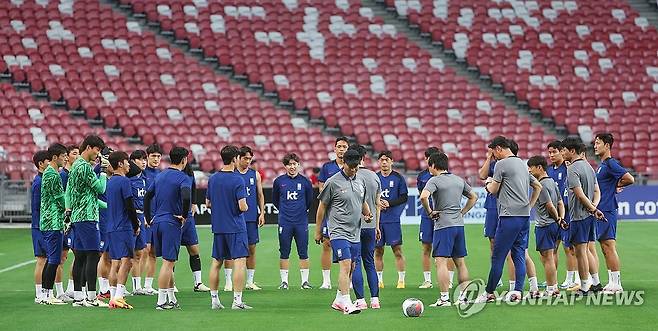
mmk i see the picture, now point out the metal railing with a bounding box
[0,179,31,223]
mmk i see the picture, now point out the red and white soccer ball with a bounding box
[402,298,424,317]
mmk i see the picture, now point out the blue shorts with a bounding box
[108,230,135,260]
[212,232,249,260]
[597,211,617,241]
[31,228,47,257]
[321,219,329,238]
[432,226,467,258]
[330,239,361,263]
[419,216,433,243]
[63,231,72,249]
[134,215,147,250]
[181,216,199,246]
[151,222,182,261]
[535,222,559,251]
[558,221,571,248]
[246,221,260,245]
[569,216,596,245]
[143,224,152,245]
[483,208,499,238]
[278,224,309,259]
[378,222,403,247]
[72,221,101,251]
[43,230,64,265]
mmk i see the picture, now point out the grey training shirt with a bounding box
[493,156,540,217]
[536,177,560,227]
[318,170,367,242]
[423,173,472,230]
[567,159,598,222]
[357,167,381,230]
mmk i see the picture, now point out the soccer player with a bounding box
[350,145,381,310]
[142,143,163,294]
[96,151,113,300]
[593,133,634,294]
[315,149,372,315]
[419,152,477,307]
[231,146,265,291]
[177,164,211,292]
[39,143,68,305]
[375,150,407,289]
[477,136,541,303]
[127,150,150,295]
[546,140,578,289]
[561,137,605,296]
[272,153,314,290]
[105,151,141,309]
[317,136,350,289]
[207,145,252,310]
[60,144,79,297]
[31,150,49,303]
[66,135,109,307]
[144,146,191,309]
[528,155,566,297]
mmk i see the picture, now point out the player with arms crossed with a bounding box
[272,153,314,290]
[66,135,109,307]
[207,145,252,310]
[375,150,408,289]
[317,136,350,289]
[105,151,141,309]
[39,143,69,305]
[528,155,566,297]
[31,150,49,304]
[420,152,477,307]
[561,138,605,296]
[477,136,542,303]
[315,149,372,315]
[593,133,634,294]
[144,146,191,309]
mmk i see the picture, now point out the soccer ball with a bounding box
[402,298,424,317]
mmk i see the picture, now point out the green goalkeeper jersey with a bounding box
[40,165,65,231]
[65,158,107,222]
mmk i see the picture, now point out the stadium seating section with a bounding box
[1,0,655,181]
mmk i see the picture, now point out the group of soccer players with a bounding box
[29,131,633,312]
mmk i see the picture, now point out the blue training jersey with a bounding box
[60,168,69,191]
[105,175,134,232]
[94,164,108,232]
[547,162,568,205]
[235,168,258,222]
[378,170,408,223]
[596,157,627,212]
[148,168,191,225]
[272,173,314,225]
[129,173,146,212]
[207,171,247,234]
[318,160,341,183]
[31,173,42,229]
[416,169,432,221]
[484,160,497,209]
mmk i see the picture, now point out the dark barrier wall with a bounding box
[193,188,320,225]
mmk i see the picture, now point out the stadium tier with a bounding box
[0,0,337,182]
[0,82,128,181]
[387,0,658,174]
[122,0,554,174]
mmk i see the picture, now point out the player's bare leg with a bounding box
[392,245,406,288]
[231,257,250,309]
[333,259,359,314]
[34,256,46,303]
[97,252,111,299]
[587,241,602,291]
[144,244,157,294]
[561,245,578,289]
[374,246,385,287]
[245,244,260,290]
[156,259,177,309]
[320,239,332,289]
[524,250,540,297]
[55,249,69,300]
[420,243,433,288]
[209,259,225,309]
[186,244,209,291]
[223,260,233,291]
[573,243,591,293]
[110,257,134,309]
[539,249,558,296]
[130,249,143,294]
[600,239,622,292]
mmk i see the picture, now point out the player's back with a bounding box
[151,168,190,224]
[536,177,560,227]
[568,159,597,221]
[207,171,247,234]
[106,175,133,232]
[426,173,470,228]
[235,168,258,222]
[31,173,42,229]
[494,157,534,217]
[68,158,100,222]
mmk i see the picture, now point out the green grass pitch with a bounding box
[1,223,657,330]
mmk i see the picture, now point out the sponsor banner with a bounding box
[192,186,658,225]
